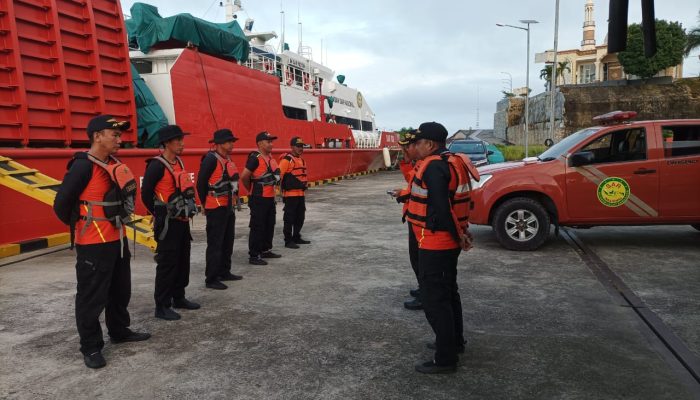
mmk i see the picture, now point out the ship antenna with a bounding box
[280,3,285,53]
[297,0,302,53]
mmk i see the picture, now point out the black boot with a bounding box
[403,298,423,310]
[173,298,201,310]
[83,351,106,369]
[155,306,181,321]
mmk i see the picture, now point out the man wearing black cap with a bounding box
[141,125,200,320]
[54,115,150,369]
[197,129,243,290]
[241,131,282,265]
[404,121,476,374]
[279,136,311,249]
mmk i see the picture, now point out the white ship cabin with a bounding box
[242,30,379,148]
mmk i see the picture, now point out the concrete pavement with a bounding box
[0,171,697,399]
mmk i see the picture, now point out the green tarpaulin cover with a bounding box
[126,3,250,62]
[131,65,168,148]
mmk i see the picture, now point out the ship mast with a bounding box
[224,0,241,23]
[280,3,285,53]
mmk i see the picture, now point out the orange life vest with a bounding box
[279,153,307,197]
[149,155,197,239]
[75,153,136,249]
[250,151,280,198]
[205,152,239,210]
[405,152,479,249]
[398,160,421,215]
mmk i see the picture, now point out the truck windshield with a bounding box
[450,142,485,154]
[539,128,602,160]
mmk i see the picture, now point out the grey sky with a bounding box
[122,0,700,134]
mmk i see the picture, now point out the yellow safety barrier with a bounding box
[0,156,157,252]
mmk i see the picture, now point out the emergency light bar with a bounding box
[592,111,638,125]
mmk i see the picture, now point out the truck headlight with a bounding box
[470,174,492,190]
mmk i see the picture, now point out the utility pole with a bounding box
[549,0,560,143]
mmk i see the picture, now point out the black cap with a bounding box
[156,125,189,144]
[414,122,448,142]
[256,131,278,142]
[209,128,239,144]
[398,130,417,146]
[87,115,130,138]
[290,136,307,147]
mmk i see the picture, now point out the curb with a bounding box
[0,233,70,259]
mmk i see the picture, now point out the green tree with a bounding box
[556,60,571,84]
[685,12,700,56]
[539,65,552,90]
[618,20,687,79]
[540,61,570,89]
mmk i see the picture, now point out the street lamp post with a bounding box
[497,20,538,158]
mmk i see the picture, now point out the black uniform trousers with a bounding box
[205,206,235,283]
[407,222,419,282]
[154,215,192,307]
[418,247,464,366]
[248,195,276,257]
[282,195,306,243]
[74,238,131,356]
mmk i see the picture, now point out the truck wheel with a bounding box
[692,224,700,232]
[492,197,551,251]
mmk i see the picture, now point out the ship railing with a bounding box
[351,130,381,149]
[244,45,278,76]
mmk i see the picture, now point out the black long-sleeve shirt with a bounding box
[196,152,218,206]
[422,148,460,242]
[53,153,93,225]
[140,159,166,214]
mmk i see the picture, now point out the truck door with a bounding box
[566,127,659,222]
[658,123,700,217]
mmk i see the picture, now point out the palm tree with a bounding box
[685,12,700,57]
[556,60,571,85]
[539,65,552,90]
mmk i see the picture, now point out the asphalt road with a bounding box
[0,170,698,399]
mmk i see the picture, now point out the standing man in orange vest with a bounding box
[141,125,200,321]
[53,115,150,369]
[404,122,476,374]
[197,129,243,290]
[279,136,311,249]
[392,130,422,310]
[241,131,281,265]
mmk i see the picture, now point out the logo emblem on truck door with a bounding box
[597,177,630,207]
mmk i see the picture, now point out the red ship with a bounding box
[0,0,399,247]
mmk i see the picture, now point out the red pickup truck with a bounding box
[469,111,700,250]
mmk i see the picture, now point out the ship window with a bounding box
[361,120,373,132]
[292,67,303,86]
[283,106,308,121]
[335,116,360,130]
[132,60,152,74]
